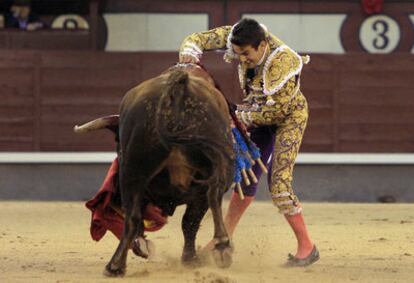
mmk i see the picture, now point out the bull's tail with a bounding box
[155,69,233,188]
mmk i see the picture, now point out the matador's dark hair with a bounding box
[230,18,266,49]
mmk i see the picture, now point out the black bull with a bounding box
[75,64,235,276]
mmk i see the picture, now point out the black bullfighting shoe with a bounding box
[285,245,320,267]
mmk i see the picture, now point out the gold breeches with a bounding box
[269,102,308,215]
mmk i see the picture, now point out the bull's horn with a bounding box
[73,114,119,133]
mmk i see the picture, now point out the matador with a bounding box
[179,18,319,266]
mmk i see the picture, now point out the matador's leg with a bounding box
[269,106,318,264]
[269,111,307,215]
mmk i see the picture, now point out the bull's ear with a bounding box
[73,114,120,134]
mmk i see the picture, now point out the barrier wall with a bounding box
[1,50,413,153]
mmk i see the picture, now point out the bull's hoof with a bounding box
[104,263,125,277]
[132,237,155,259]
[212,241,233,268]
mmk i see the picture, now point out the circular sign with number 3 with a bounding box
[359,15,401,53]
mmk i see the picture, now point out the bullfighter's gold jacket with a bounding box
[179,25,310,127]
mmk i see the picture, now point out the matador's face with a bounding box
[232,40,267,69]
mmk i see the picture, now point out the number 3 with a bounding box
[359,15,400,53]
[372,20,389,50]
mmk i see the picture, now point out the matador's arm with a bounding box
[179,26,232,62]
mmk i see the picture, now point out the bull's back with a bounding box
[118,71,233,184]
[119,76,166,139]
[118,76,170,174]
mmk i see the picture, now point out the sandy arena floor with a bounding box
[0,201,413,283]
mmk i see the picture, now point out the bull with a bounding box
[75,64,235,276]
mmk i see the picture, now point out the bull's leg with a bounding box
[181,198,209,266]
[104,179,145,277]
[208,184,233,268]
